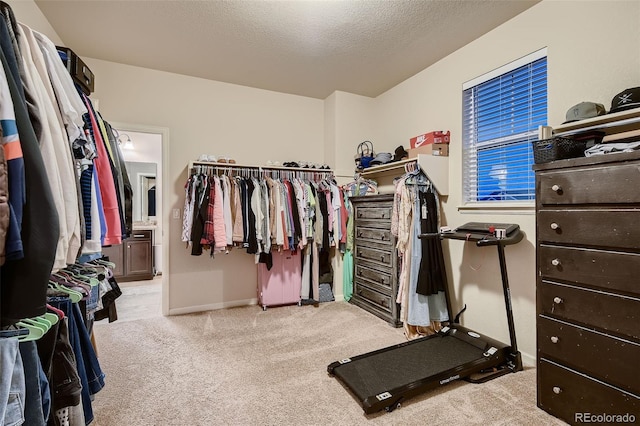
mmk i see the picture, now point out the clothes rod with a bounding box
[188,160,333,174]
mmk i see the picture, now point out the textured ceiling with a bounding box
[34,0,540,99]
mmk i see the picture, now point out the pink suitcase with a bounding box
[257,250,302,310]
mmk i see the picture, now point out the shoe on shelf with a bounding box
[219,156,237,164]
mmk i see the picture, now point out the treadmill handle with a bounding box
[418,232,441,240]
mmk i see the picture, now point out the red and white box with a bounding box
[410,131,450,148]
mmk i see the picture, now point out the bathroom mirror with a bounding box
[125,161,157,223]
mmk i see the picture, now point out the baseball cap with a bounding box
[610,87,640,114]
[563,102,606,124]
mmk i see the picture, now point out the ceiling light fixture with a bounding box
[118,133,134,150]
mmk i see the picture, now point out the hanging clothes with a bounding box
[0,12,59,326]
[221,175,233,246]
[16,22,82,270]
[182,166,336,259]
[393,167,448,340]
[0,7,127,425]
[190,175,209,256]
[416,189,447,295]
[81,95,122,246]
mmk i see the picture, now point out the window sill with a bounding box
[457,202,535,215]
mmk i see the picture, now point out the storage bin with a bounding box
[532,137,588,164]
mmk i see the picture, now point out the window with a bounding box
[462,49,547,204]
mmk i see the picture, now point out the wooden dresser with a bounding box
[534,149,640,423]
[349,194,401,327]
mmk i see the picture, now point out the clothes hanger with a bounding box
[91,258,116,269]
[16,321,46,342]
[37,312,59,329]
[75,263,106,281]
[63,265,97,285]
[20,317,50,332]
[48,280,83,303]
[46,303,66,320]
[39,312,59,327]
[15,313,55,342]
[56,269,94,289]
[404,162,430,186]
[63,268,99,287]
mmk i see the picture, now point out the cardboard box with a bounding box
[409,131,450,148]
[408,143,449,158]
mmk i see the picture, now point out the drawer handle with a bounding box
[133,234,147,238]
[357,232,362,238]
[550,222,560,230]
[380,255,386,262]
[552,386,562,395]
[551,258,561,267]
[380,299,388,308]
[550,336,559,344]
[551,296,563,314]
[551,184,562,193]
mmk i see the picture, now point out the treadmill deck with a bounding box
[328,325,513,414]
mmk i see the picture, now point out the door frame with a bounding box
[111,121,170,316]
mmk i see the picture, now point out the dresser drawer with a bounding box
[539,245,640,295]
[354,280,394,313]
[355,262,393,291]
[538,281,640,340]
[538,315,640,394]
[538,209,640,249]
[538,163,640,206]
[354,205,393,221]
[538,358,640,424]
[355,226,393,245]
[130,229,152,241]
[355,245,393,268]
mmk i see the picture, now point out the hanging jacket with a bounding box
[0,15,59,325]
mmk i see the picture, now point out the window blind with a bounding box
[462,54,547,203]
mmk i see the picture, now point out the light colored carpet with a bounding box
[92,301,564,425]
[110,281,162,323]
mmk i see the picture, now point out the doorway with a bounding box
[111,122,169,318]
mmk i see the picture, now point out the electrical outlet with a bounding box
[172,209,180,219]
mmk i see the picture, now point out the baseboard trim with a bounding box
[168,298,258,316]
[521,351,535,367]
[169,294,345,316]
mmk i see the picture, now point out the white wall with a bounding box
[82,59,325,314]
[7,0,63,44]
[329,91,377,179]
[324,91,377,299]
[370,0,640,364]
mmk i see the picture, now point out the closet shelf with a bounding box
[551,107,640,138]
[359,154,449,195]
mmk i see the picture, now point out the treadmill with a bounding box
[328,223,524,414]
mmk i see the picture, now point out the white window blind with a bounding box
[462,51,547,203]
